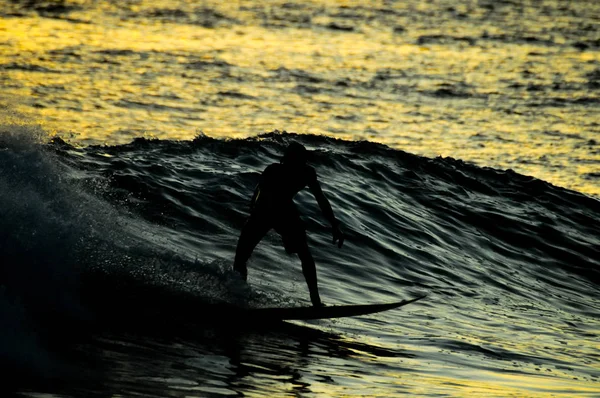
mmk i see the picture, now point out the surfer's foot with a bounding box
[233,264,247,281]
[310,291,323,307]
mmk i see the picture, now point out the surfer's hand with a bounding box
[332,223,344,248]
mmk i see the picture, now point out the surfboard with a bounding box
[247,295,427,321]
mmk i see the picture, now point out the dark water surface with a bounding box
[1,130,599,396]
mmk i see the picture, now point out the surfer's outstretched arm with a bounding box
[250,185,260,210]
[309,179,344,248]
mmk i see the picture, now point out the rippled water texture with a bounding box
[2,131,598,397]
[1,0,599,196]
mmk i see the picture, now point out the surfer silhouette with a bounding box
[233,142,344,307]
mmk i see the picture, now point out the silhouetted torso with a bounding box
[253,163,316,214]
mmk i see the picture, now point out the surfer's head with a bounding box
[282,142,308,166]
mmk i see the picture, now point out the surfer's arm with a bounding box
[310,180,336,225]
[309,179,344,248]
[250,164,276,210]
[250,185,260,210]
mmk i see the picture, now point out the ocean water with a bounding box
[1,0,599,196]
[1,0,600,397]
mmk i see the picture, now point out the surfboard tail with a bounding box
[248,295,428,321]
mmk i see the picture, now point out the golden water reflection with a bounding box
[0,1,598,196]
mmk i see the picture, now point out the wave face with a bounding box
[2,130,600,395]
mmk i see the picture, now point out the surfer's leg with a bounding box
[297,243,322,307]
[275,208,322,306]
[233,216,269,280]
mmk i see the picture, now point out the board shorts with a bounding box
[246,204,307,254]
